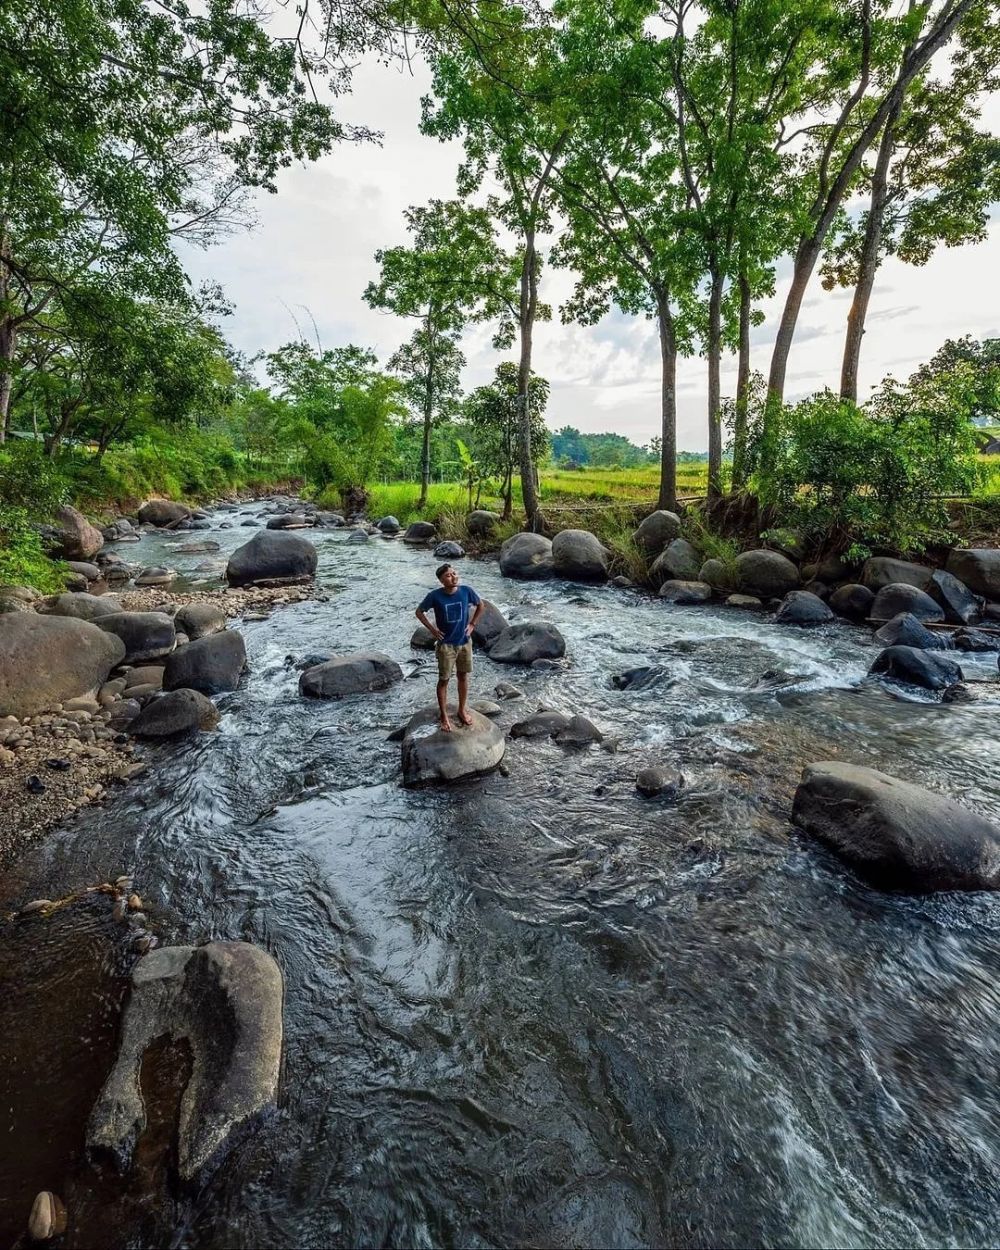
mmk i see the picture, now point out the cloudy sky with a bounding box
[181,56,1000,453]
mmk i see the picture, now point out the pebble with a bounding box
[44,758,72,771]
[26,775,46,795]
[133,933,158,954]
[0,747,15,767]
[28,1190,67,1240]
[20,899,52,915]
[127,893,142,910]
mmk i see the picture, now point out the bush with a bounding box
[0,443,70,591]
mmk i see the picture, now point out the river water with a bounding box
[3,508,1000,1249]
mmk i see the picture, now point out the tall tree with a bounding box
[464,361,550,518]
[364,199,517,506]
[421,3,570,522]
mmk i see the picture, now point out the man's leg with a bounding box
[456,643,473,725]
[437,678,452,731]
[436,644,454,731]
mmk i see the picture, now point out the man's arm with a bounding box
[416,607,444,639]
[465,596,485,638]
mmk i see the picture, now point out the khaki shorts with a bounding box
[436,641,473,679]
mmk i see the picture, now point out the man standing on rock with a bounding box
[415,563,484,732]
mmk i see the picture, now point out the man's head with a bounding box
[436,563,459,590]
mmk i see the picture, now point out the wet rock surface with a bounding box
[400,706,505,784]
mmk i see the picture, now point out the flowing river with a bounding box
[3,508,1000,1249]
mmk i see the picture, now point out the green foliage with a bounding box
[747,371,981,553]
[550,426,655,469]
[0,442,68,590]
[463,362,550,516]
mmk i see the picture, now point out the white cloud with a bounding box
[179,56,1000,451]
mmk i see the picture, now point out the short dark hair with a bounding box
[435,563,453,579]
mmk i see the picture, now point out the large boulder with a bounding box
[467,510,501,538]
[175,602,227,641]
[828,583,874,622]
[874,613,952,650]
[792,762,1000,892]
[929,569,979,625]
[162,630,246,694]
[131,688,220,738]
[775,590,834,626]
[87,942,282,1180]
[0,613,125,717]
[97,612,176,663]
[734,549,800,598]
[401,706,505,785]
[868,645,961,691]
[699,559,737,593]
[945,548,1000,600]
[226,531,317,587]
[66,560,101,582]
[953,627,1000,653]
[860,557,934,592]
[299,652,403,698]
[36,592,123,623]
[650,538,701,585]
[472,599,508,651]
[489,621,566,666]
[632,510,681,557]
[658,580,712,605]
[403,521,437,543]
[434,540,465,559]
[265,512,310,530]
[137,499,191,527]
[499,532,553,580]
[376,515,401,534]
[49,505,103,560]
[0,585,40,614]
[870,582,944,623]
[552,529,610,583]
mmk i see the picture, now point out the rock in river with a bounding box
[434,540,465,559]
[299,652,403,698]
[0,613,125,718]
[828,583,874,622]
[860,557,933,592]
[874,612,952,650]
[131,688,220,738]
[175,602,227,641]
[97,611,176,663]
[403,521,437,543]
[226,530,317,587]
[868,645,961,691]
[632,509,681,557]
[658,580,712,605]
[734,549,799,598]
[636,766,684,798]
[930,569,980,625]
[472,599,508,651]
[870,582,944,624]
[774,590,834,627]
[650,538,701,585]
[945,548,1000,600]
[499,532,553,580]
[163,630,247,694]
[87,941,282,1180]
[36,591,123,623]
[401,706,505,784]
[489,621,566,666]
[552,529,610,583]
[137,499,191,527]
[792,761,1000,892]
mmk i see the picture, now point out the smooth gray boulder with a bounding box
[265,512,310,530]
[299,652,403,698]
[930,568,980,624]
[552,529,610,582]
[633,510,682,557]
[870,583,944,623]
[401,706,505,784]
[37,592,123,623]
[135,566,175,587]
[861,557,934,592]
[499,532,553,580]
[868,645,961,690]
[874,613,952,650]
[313,511,345,528]
[735,549,800,598]
[434,540,465,559]
[775,590,834,626]
[829,583,874,622]
[553,713,603,745]
[636,766,684,798]
[651,538,701,584]
[87,942,282,1180]
[0,614,125,717]
[792,762,1000,892]
[137,499,191,527]
[66,560,101,581]
[472,599,508,651]
[511,710,571,738]
[945,548,1000,600]
[403,521,437,543]
[226,530,317,587]
[658,579,712,604]
[410,625,437,649]
[376,515,401,533]
[162,630,246,694]
[175,602,227,641]
[467,510,501,538]
[346,529,369,544]
[97,612,176,663]
[49,504,103,560]
[953,627,999,652]
[489,621,566,665]
[131,689,220,738]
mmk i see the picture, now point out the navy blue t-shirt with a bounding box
[419,585,481,645]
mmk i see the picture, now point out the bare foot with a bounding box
[457,709,474,727]
[439,717,454,733]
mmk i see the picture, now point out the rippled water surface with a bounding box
[4,510,1000,1249]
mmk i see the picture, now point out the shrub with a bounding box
[0,443,70,591]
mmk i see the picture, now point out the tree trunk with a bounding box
[732,269,752,490]
[0,315,14,444]
[840,106,901,403]
[656,290,678,513]
[706,266,723,499]
[44,401,78,457]
[419,327,434,510]
[516,228,540,524]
